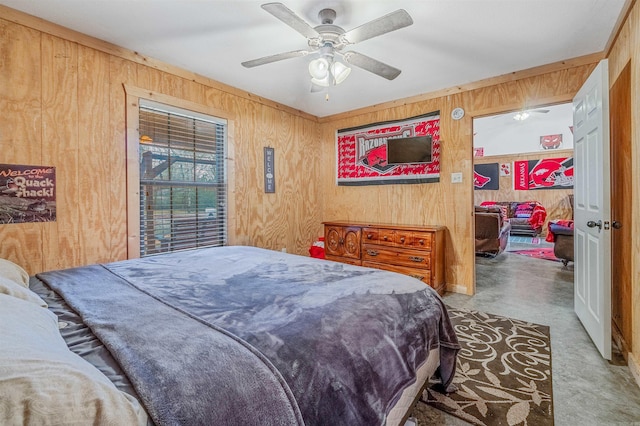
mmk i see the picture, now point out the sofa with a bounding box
[480,201,547,236]
[475,205,512,256]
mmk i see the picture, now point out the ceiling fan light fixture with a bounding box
[309,57,330,80]
[311,75,331,87]
[309,58,351,87]
[331,61,351,84]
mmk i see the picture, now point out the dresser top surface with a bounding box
[323,221,446,232]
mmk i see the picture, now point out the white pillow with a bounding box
[0,276,47,307]
[0,294,148,426]
[0,258,29,287]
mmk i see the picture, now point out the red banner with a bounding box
[513,157,573,190]
[336,112,440,186]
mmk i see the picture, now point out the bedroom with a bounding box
[0,0,639,424]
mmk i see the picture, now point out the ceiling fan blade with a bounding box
[261,2,319,39]
[241,49,310,68]
[342,9,413,44]
[343,51,401,80]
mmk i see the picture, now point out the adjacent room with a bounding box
[1,1,639,425]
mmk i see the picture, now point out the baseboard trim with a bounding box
[445,283,470,295]
[628,352,640,389]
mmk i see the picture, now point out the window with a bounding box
[138,100,226,256]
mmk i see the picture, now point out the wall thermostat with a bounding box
[451,107,465,120]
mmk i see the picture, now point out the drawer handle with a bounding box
[383,236,388,241]
[367,233,373,239]
[418,239,424,245]
[410,274,425,280]
[400,237,405,243]
[367,249,379,256]
[408,256,424,263]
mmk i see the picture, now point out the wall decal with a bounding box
[540,134,563,150]
[500,162,511,176]
[0,164,56,224]
[514,157,573,190]
[473,163,499,190]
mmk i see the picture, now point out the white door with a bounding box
[572,59,611,360]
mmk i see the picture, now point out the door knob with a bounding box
[587,220,602,230]
[612,221,622,229]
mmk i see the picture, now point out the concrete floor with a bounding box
[416,241,640,425]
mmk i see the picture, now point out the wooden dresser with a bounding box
[323,221,446,295]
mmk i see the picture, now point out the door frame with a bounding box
[470,97,577,293]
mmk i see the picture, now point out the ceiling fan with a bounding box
[241,2,413,87]
[512,108,550,121]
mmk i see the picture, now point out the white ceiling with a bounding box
[1,0,626,117]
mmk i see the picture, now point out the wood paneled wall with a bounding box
[0,13,322,275]
[606,0,640,382]
[474,150,575,236]
[319,66,596,294]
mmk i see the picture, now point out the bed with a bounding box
[0,246,459,425]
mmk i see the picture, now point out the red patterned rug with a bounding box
[509,247,560,262]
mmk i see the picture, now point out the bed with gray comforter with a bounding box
[34,245,459,426]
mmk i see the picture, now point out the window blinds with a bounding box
[138,101,227,256]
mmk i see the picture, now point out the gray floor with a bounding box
[416,240,640,425]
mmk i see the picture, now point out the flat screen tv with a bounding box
[387,135,433,164]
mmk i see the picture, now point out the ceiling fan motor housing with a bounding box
[318,8,336,24]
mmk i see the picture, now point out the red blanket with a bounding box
[529,203,547,231]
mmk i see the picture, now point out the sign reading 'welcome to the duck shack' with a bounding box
[0,164,56,224]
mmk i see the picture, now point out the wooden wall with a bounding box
[0,10,322,275]
[474,150,575,236]
[319,65,596,294]
[606,0,640,384]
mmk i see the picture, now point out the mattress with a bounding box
[25,246,459,425]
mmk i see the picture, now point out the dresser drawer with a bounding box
[363,227,396,246]
[364,228,433,249]
[362,245,431,269]
[410,231,432,249]
[362,228,379,243]
[362,261,432,285]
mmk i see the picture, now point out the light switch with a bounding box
[451,172,463,183]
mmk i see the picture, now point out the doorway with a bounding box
[472,103,575,260]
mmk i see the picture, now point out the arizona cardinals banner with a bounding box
[473,163,499,190]
[336,111,440,186]
[514,157,574,190]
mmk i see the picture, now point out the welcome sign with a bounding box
[0,164,56,223]
[336,111,440,186]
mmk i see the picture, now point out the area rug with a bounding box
[509,236,541,244]
[411,307,553,426]
[509,247,560,262]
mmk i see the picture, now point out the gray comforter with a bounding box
[37,246,459,425]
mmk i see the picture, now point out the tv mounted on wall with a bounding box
[387,135,433,164]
